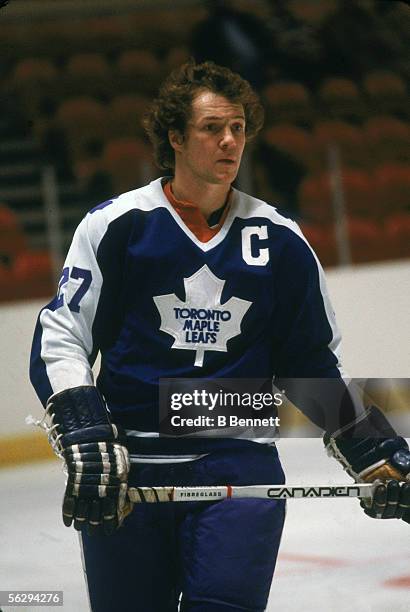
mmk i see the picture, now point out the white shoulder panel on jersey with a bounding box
[233,188,301,233]
[38,179,177,397]
[84,180,170,245]
[37,185,152,396]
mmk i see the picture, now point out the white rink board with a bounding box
[325,260,410,378]
[0,439,409,612]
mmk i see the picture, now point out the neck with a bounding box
[171,173,231,219]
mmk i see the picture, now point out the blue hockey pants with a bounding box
[81,445,286,612]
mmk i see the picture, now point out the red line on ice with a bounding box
[383,575,410,589]
[279,552,350,567]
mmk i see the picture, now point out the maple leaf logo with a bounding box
[153,265,252,367]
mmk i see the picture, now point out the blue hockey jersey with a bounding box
[30,177,349,449]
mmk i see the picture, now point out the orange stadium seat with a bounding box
[318,78,364,122]
[0,23,24,61]
[263,124,318,172]
[299,221,338,267]
[298,174,333,223]
[0,264,16,302]
[85,17,134,53]
[298,173,333,223]
[263,82,313,126]
[11,57,58,86]
[373,163,410,215]
[288,0,337,25]
[347,217,384,263]
[73,139,104,182]
[64,53,112,95]
[117,50,163,93]
[102,138,153,193]
[0,248,53,302]
[298,170,377,222]
[341,170,376,217]
[364,117,410,166]
[313,121,367,169]
[363,71,409,118]
[9,58,59,118]
[0,205,27,264]
[66,53,111,79]
[55,97,109,159]
[31,19,89,55]
[165,46,191,71]
[108,95,150,139]
[385,213,410,259]
[125,8,202,46]
[12,251,54,300]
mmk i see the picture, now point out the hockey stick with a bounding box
[128,483,376,503]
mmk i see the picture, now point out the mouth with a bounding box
[217,159,236,165]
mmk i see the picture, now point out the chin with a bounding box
[215,171,238,184]
[213,178,235,187]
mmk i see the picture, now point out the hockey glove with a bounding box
[324,406,410,523]
[46,385,132,535]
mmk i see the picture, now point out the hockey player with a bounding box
[30,61,409,612]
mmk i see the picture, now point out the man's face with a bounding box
[170,90,246,186]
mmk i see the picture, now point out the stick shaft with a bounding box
[128,483,375,503]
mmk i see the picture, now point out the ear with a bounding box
[168,129,184,152]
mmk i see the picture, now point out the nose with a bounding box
[219,126,236,149]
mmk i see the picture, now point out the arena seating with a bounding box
[318,77,365,122]
[298,221,338,267]
[0,204,27,264]
[263,124,318,173]
[9,58,59,120]
[55,97,109,160]
[364,117,410,165]
[165,46,191,71]
[373,163,410,216]
[117,50,163,94]
[263,82,313,126]
[298,169,378,221]
[108,95,150,140]
[363,71,409,119]
[313,121,368,169]
[64,53,112,97]
[300,215,386,266]
[0,1,409,300]
[346,217,384,264]
[12,250,54,300]
[298,173,333,224]
[385,213,410,260]
[288,0,338,25]
[101,138,154,193]
[11,57,58,86]
[0,204,53,302]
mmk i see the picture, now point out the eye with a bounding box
[233,123,245,133]
[204,123,218,132]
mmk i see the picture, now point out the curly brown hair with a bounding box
[143,60,265,171]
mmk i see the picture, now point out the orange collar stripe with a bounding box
[163,181,230,243]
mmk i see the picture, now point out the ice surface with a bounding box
[1,439,408,611]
